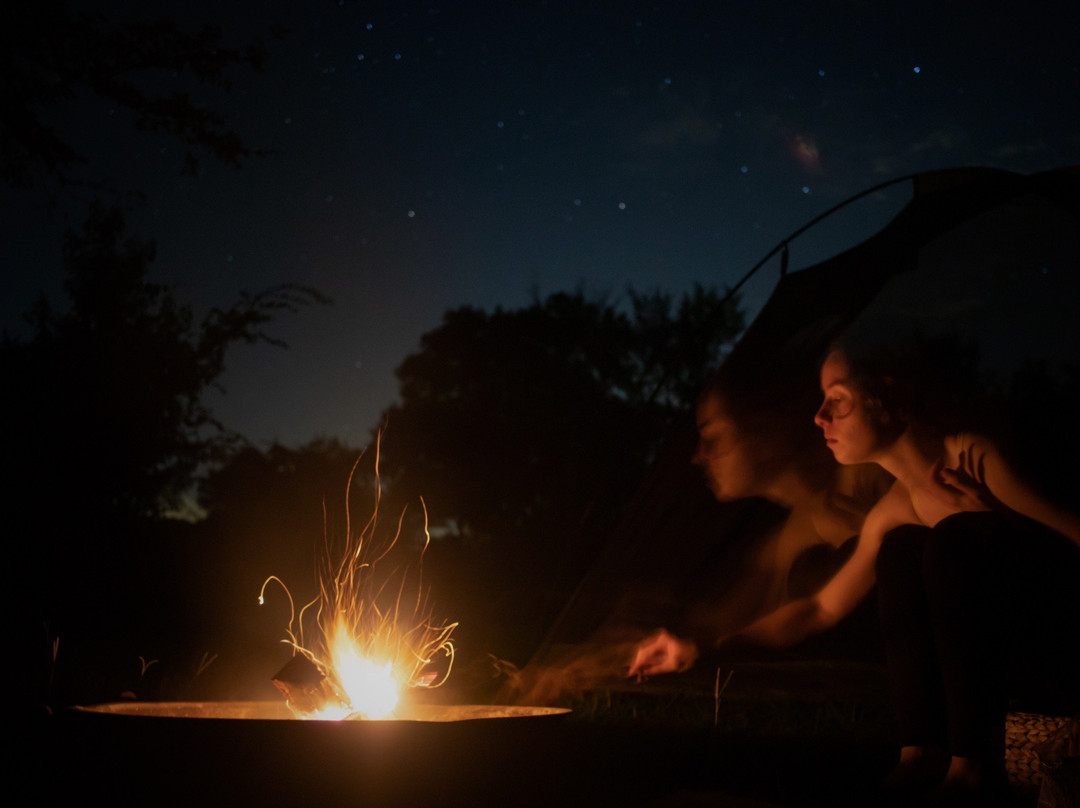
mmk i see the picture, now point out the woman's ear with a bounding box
[877,375,901,423]
[866,376,909,439]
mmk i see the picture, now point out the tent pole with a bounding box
[721,173,918,302]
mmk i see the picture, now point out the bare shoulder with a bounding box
[836,462,893,502]
[825,464,894,531]
[863,481,919,537]
[944,432,1005,482]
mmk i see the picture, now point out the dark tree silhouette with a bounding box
[1,4,317,710]
[0,0,270,191]
[372,287,743,660]
[4,203,328,704]
[5,202,328,523]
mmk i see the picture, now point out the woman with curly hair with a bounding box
[632,338,1080,805]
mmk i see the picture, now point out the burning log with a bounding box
[271,654,337,716]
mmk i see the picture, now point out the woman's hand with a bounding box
[627,629,699,681]
[933,454,995,512]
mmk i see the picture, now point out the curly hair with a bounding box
[829,330,995,446]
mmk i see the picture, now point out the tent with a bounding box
[723,164,1080,384]
[538,164,1080,658]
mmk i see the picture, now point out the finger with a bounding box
[939,470,975,495]
[938,468,965,485]
[950,479,979,498]
[628,647,659,676]
[631,645,656,669]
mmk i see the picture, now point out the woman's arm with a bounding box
[722,482,915,648]
[628,482,918,676]
[944,434,1080,548]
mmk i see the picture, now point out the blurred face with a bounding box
[693,392,766,501]
[814,350,887,465]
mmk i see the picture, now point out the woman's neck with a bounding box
[872,429,940,489]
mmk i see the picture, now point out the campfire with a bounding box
[65,425,571,808]
[258,433,458,720]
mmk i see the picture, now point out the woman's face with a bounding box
[693,392,769,501]
[814,350,889,465]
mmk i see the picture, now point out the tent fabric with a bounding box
[723,165,1079,384]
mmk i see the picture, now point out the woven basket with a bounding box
[1005,711,1078,789]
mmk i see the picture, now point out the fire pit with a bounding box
[30,446,696,805]
[46,699,581,807]
[73,699,569,721]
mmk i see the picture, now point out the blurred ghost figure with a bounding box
[679,358,891,640]
[500,352,890,707]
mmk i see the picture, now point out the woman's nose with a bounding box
[814,403,829,427]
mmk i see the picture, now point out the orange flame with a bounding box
[259,431,457,719]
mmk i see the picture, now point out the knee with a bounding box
[922,513,1001,577]
[875,525,927,585]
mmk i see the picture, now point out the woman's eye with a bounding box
[819,390,853,418]
[700,435,730,457]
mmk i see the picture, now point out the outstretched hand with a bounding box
[627,629,699,681]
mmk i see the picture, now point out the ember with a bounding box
[259,432,457,720]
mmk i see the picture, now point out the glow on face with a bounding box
[693,393,760,500]
[815,351,881,465]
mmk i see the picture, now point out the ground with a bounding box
[22,655,1066,807]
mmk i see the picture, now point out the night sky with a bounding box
[3,0,1078,448]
